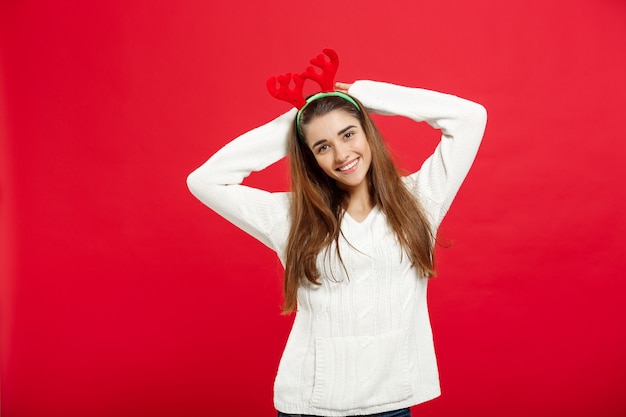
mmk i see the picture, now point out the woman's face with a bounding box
[303,109,372,195]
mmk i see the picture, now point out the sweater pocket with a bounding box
[309,328,412,411]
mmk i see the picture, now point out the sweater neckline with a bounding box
[343,205,379,225]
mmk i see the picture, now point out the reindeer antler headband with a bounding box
[266,48,360,136]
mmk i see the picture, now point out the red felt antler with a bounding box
[301,48,339,93]
[267,48,339,109]
[266,72,306,109]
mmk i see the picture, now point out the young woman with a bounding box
[187,73,487,416]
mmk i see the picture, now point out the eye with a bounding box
[344,131,354,139]
[317,144,330,154]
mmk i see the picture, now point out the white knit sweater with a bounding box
[187,81,487,416]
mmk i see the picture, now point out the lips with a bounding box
[336,157,360,173]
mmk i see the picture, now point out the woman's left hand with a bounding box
[335,82,353,94]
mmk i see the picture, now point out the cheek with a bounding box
[315,155,332,170]
[361,140,373,160]
[313,155,336,176]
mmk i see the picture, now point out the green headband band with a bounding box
[296,91,361,137]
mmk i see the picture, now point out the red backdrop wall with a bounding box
[1,1,625,416]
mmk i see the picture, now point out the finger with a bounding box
[334,81,352,92]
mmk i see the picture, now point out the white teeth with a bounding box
[338,158,359,172]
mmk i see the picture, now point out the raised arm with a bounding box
[186,108,297,250]
[347,80,487,227]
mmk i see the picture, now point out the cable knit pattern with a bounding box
[187,81,487,416]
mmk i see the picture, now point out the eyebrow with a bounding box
[310,125,357,149]
[338,125,356,136]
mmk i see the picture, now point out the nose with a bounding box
[334,142,350,163]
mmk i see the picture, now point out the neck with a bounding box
[342,181,374,220]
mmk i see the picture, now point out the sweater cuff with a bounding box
[348,80,406,117]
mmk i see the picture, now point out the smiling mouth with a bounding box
[336,157,360,173]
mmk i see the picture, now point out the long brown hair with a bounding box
[283,95,436,313]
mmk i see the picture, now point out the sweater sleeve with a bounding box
[186,108,297,251]
[348,80,487,227]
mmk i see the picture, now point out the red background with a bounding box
[1,0,625,416]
